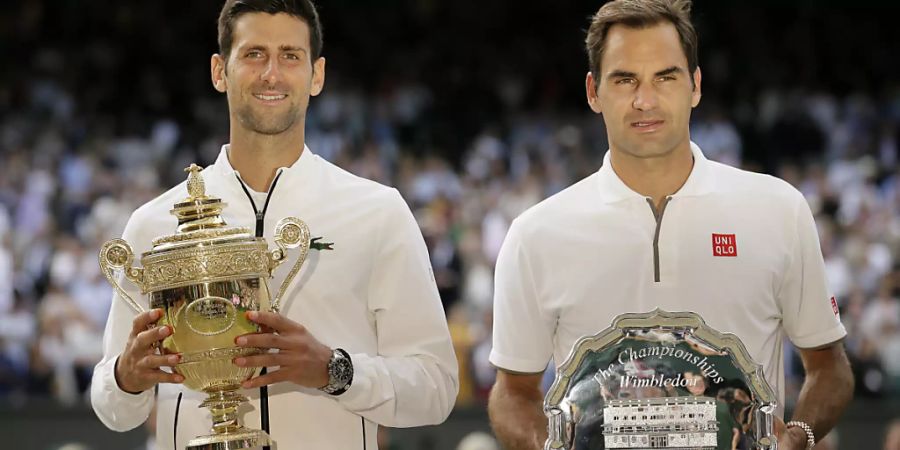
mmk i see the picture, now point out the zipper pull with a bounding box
[255,211,265,237]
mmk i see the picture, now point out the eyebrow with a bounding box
[606,66,684,80]
[654,66,683,77]
[278,45,307,53]
[240,44,308,53]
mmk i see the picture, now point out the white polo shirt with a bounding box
[490,142,846,408]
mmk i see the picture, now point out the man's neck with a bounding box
[228,126,305,192]
[609,141,694,209]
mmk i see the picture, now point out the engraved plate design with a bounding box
[544,309,777,450]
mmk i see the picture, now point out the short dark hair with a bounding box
[217,0,323,63]
[586,0,698,82]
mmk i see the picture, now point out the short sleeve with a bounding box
[778,192,847,349]
[489,220,555,373]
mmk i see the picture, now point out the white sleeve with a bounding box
[335,189,459,427]
[778,192,847,349]
[90,214,155,431]
[489,219,554,373]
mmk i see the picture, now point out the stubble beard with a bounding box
[235,101,302,136]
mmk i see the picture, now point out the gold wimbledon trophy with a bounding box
[99,164,310,450]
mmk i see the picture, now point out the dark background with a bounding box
[1,1,899,449]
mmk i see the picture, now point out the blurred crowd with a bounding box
[1,4,899,450]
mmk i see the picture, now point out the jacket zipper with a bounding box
[235,170,283,450]
[236,171,284,238]
[173,391,183,449]
[646,196,671,283]
[361,417,368,450]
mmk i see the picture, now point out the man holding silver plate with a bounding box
[488,1,853,449]
[90,1,458,448]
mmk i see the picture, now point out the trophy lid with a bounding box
[136,164,269,293]
[150,164,253,251]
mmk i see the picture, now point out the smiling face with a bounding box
[211,12,325,137]
[586,22,701,161]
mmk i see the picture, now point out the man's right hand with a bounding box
[114,308,184,394]
[488,370,547,450]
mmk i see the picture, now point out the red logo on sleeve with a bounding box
[712,234,737,257]
[831,296,840,317]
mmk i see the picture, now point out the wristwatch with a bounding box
[319,348,353,396]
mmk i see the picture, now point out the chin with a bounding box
[253,124,293,136]
[239,113,297,136]
[628,135,683,156]
[619,144,674,160]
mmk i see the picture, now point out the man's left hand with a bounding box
[233,311,332,389]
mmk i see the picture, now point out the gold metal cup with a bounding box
[99,165,310,450]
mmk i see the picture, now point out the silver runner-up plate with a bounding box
[544,309,777,450]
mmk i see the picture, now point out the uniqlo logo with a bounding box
[712,234,737,257]
[831,296,840,317]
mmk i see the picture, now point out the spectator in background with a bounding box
[0,291,36,400]
[861,276,900,388]
[0,206,10,311]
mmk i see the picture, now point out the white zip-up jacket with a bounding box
[91,145,459,449]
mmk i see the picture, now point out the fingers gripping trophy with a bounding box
[99,164,310,450]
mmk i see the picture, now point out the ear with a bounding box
[211,54,228,93]
[691,66,702,108]
[586,71,602,114]
[310,57,326,97]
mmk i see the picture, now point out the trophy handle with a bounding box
[99,239,146,314]
[268,217,311,313]
[544,407,568,450]
[755,404,778,449]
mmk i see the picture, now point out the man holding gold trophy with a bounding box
[90,0,458,448]
[488,1,853,449]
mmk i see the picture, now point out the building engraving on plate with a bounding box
[602,397,718,449]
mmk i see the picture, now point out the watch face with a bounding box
[332,354,353,384]
[324,349,353,395]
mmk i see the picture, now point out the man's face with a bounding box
[586,23,701,160]
[211,12,325,136]
[684,371,707,396]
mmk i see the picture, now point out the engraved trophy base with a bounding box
[185,388,274,450]
[185,428,272,450]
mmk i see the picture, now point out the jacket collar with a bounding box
[209,143,317,191]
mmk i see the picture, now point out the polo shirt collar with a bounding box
[595,141,715,203]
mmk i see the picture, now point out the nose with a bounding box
[260,58,281,85]
[632,82,660,111]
